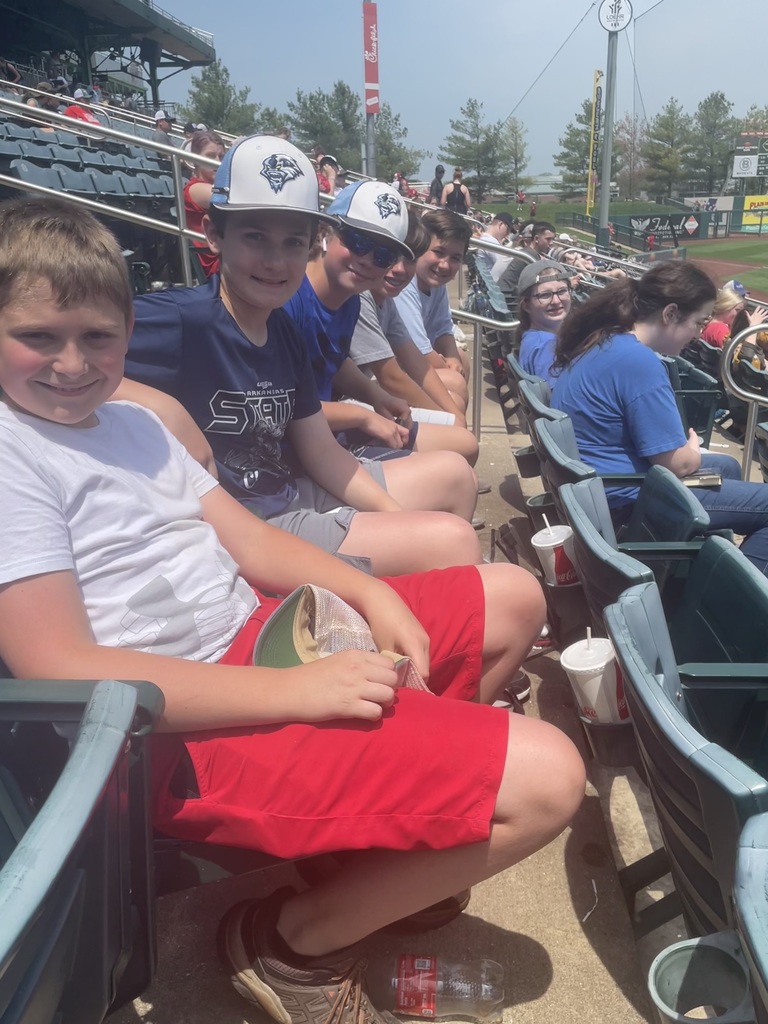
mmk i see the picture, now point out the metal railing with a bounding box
[720,324,768,479]
[449,307,519,440]
[0,93,224,286]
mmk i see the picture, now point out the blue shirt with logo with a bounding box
[126,275,321,519]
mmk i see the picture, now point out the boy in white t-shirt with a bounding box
[0,196,584,1024]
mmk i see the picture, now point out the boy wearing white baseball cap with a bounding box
[122,137,479,574]
[283,181,481,531]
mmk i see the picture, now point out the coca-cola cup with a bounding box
[560,636,630,725]
[530,523,578,586]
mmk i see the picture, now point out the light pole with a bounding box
[596,0,633,250]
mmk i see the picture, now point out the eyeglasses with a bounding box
[531,287,570,305]
[338,227,399,269]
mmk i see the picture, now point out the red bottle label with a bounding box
[554,544,578,585]
[395,955,438,1017]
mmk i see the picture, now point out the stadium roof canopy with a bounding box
[6,0,215,72]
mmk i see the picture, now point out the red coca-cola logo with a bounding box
[580,704,598,719]
[554,544,578,585]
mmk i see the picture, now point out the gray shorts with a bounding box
[266,459,387,570]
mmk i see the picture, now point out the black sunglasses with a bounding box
[338,226,399,269]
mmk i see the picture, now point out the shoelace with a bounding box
[325,959,381,1024]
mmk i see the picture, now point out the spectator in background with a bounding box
[153,109,177,147]
[23,81,62,131]
[516,188,525,211]
[312,145,338,194]
[495,221,556,313]
[529,198,537,218]
[441,167,470,215]
[516,261,572,386]
[0,57,21,85]
[184,131,225,278]
[701,286,764,349]
[63,88,101,126]
[429,163,445,205]
[475,213,515,274]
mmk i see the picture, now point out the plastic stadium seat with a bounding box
[559,469,710,631]
[76,147,107,168]
[518,378,567,434]
[0,678,163,1024]
[0,139,21,171]
[87,168,126,200]
[3,124,35,141]
[17,140,54,164]
[52,163,98,197]
[51,128,81,149]
[735,814,768,1024]
[48,144,82,168]
[605,582,768,937]
[9,159,62,193]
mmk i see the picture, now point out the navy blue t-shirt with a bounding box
[126,275,321,519]
[551,332,686,506]
[283,276,361,401]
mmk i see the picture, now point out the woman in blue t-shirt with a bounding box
[551,261,768,575]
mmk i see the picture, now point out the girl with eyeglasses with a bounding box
[516,260,572,386]
[551,261,768,574]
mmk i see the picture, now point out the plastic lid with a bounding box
[531,524,572,547]
[560,637,614,672]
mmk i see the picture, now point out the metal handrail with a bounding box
[449,307,519,440]
[0,93,223,286]
[546,242,645,277]
[720,324,768,478]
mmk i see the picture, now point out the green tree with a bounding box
[439,98,506,200]
[500,117,530,193]
[553,99,593,194]
[179,60,260,135]
[643,98,693,198]
[374,102,428,181]
[613,112,648,199]
[286,81,363,171]
[683,91,736,192]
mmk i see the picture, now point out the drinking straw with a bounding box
[542,514,553,535]
[586,626,592,650]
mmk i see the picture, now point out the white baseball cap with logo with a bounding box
[327,180,414,259]
[210,134,337,224]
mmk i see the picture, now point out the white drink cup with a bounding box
[560,636,630,725]
[531,523,578,586]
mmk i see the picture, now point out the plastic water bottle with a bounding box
[366,954,504,1021]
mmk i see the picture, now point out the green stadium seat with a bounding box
[0,678,163,1023]
[9,159,62,194]
[735,813,768,1024]
[605,583,768,937]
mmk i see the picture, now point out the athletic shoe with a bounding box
[471,515,486,530]
[218,887,393,1024]
[505,668,531,703]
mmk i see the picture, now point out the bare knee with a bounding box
[429,512,482,566]
[497,717,586,843]
[479,564,546,652]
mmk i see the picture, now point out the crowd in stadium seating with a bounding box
[5,73,768,1022]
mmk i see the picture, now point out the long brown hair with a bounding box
[553,261,716,370]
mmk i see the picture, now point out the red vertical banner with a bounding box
[363,2,380,115]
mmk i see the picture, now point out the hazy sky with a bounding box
[157,0,766,179]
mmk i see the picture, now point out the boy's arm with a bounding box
[433,331,464,374]
[394,341,467,425]
[367,354,440,411]
[0,570,410,731]
[110,378,217,476]
[288,410,404,508]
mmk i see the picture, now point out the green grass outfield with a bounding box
[686,236,768,294]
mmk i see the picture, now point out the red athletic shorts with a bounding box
[151,565,510,858]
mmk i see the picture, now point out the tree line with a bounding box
[178,62,530,193]
[181,62,766,201]
[555,92,768,199]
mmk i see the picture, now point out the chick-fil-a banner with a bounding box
[363,2,380,114]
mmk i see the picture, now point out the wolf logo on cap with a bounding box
[374,192,401,219]
[260,154,304,195]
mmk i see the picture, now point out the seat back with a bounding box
[559,480,653,632]
[605,583,768,936]
[505,351,538,399]
[755,423,768,485]
[624,465,710,544]
[735,813,768,1024]
[532,415,595,518]
[52,164,97,195]
[9,159,62,193]
[518,378,567,434]
[0,679,162,1024]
